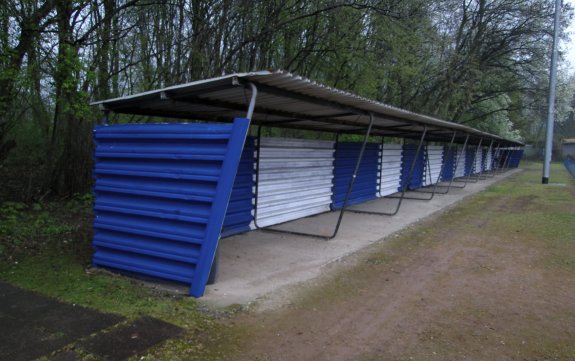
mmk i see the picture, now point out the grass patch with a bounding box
[1,161,574,360]
[0,195,240,360]
[279,161,575,340]
[0,252,201,326]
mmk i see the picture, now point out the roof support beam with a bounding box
[243,80,455,132]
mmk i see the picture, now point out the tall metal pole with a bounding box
[542,0,561,184]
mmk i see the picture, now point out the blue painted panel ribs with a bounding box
[222,136,255,237]
[93,119,250,297]
[442,146,456,181]
[564,157,575,178]
[465,148,475,176]
[332,142,379,209]
[401,144,425,190]
[508,149,524,168]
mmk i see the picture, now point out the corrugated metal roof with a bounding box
[92,70,522,146]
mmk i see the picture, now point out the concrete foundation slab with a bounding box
[202,170,520,308]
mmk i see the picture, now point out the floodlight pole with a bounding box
[542,0,561,184]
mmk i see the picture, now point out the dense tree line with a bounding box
[0,0,573,200]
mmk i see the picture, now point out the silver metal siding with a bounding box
[379,144,403,196]
[256,137,335,227]
[454,147,466,178]
[474,148,483,174]
[484,148,493,171]
[423,145,444,186]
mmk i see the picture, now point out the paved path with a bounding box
[204,170,520,308]
[0,282,182,361]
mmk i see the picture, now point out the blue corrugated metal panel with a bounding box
[400,144,425,190]
[92,119,250,297]
[464,148,475,176]
[495,149,506,168]
[332,142,379,208]
[222,136,255,237]
[564,157,575,178]
[442,146,455,181]
[508,149,524,168]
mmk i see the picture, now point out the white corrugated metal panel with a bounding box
[255,137,335,228]
[423,145,444,186]
[484,148,493,171]
[474,148,483,174]
[454,147,466,178]
[379,144,403,197]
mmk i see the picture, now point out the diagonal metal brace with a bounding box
[254,114,375,240]
[348,126,428,216]
[409,131,458,196]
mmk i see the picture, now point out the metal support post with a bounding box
[450,134,473,188]
[492,143,503,174]
[255,114,375,240]
[457,138,483,183]
[329,114,375,238]
[469,137,484,182]
[482,139,496,177]
[411,131,457,195]
[491,144,500,173]
[348,126,428,216]
[500,147,512,172]
[386,140,436,200]
[386,143,436,200]
[494,145,507,174]
[543,0,561,184]
[212,81,258,282]
[245,82,258,120]
[474,138,490,180]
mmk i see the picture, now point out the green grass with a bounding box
[1,161,574,360]
[0,249,243,361]
[0,252,201,325]
[479,162,575,271]
[0,196,236,360]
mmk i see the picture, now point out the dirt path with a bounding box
[229,166,575,361]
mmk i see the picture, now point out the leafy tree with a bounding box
[0,0,573,199]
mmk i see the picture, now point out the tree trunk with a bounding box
[49,0,93,196]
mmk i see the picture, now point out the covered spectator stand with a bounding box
[92,70,523,297]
